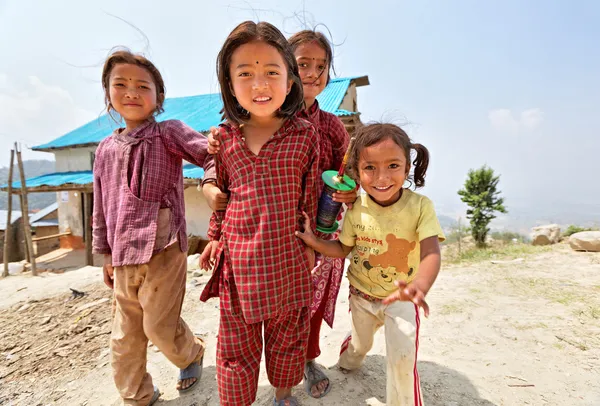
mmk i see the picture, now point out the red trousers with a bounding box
[217,284,310,406]
[306,272,332,360]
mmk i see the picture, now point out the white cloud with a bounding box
[488,108,544,133]
[0,74,95,164]
[520,108,544,130]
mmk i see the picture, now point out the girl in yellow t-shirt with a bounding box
[297,122,445,406]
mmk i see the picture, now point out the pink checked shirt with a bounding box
[92,119,213,267]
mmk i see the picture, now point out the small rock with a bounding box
[17,303,31,312]
[40,316,52,325]
[531,224,561,246]
[192,270,203,278]
[569,231,600,252]
[188,254,201,271]
[72,298,110,313]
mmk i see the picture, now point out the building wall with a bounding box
[184,186,212,239]
[54,146,97,172]
[0,219,26,262]
[57,191,85,249]
[34,225,60,256]
[339,84,358,113]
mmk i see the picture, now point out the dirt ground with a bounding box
[1,243,599,406]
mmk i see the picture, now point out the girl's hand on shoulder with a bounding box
[202,183,229,211]
[333,189,358,209]
[382,280,430,317]
[207,127,221,154]
[295,211,317,247]
[199,241,219,271]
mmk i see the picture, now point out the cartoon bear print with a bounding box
[361,234,416,293]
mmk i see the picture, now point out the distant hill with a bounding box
[0,160,56,211]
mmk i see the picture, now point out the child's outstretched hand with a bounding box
[333,189,358,209]
[295,211,318,247]
[199,241,219,271]
[207,127,221,154]
[382,280,430,317]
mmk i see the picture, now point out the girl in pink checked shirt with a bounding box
[202,29,357,399]
[198,21,320,406]
[92,49,211,405]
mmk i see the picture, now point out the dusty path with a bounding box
[1,244,599,405]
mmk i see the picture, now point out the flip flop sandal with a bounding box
[304,361,332,399]
[149,385,161,405]
[273,395,300,405]
[177,356,203,393]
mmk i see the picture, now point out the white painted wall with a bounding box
[54,146,97,172]
[184,186,212,239]
[339,84,358,113]
[57,191,83,236]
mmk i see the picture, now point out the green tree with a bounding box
[458,165,507,247]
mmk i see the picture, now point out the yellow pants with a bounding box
[339,293,424,406]
[111,243,205,405]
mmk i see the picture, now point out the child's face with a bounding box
[228,41,293,121]
[294,41,328,103]
[358,138,409,207]
[108,63,159,128]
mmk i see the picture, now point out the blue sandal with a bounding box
[177,356,203,393]
[149,385,161,405]
[273,396,299,406]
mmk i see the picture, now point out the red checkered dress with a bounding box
[200,117,319,405]
[200,117,320,322]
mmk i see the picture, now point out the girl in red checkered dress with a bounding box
[203,29,357,399]
[198,21,320,406]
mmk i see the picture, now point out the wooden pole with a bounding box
[19,194,30,263]
[2,150,15,277]
[15,143,36,276]
[83,192,93,266]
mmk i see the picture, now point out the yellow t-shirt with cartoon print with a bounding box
[339,189,445,299]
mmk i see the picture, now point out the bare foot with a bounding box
[305,360,330,398]
[176,377,197,391]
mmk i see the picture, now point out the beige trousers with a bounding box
[111,243,205,405]
[339,294,424,406]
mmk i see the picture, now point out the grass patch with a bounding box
[439,303,462,315]
[513,322,548,330]
[504,276,595,308]
[443,242,552,264]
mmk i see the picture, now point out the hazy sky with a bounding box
[1,0,599,218]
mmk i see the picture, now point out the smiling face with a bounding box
[228,40,293,123]
[108,63,160,130]
[294,41,328,106]
[358,138,410,207]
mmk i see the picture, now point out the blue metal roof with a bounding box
[33,77,360,151]
[2,165,205,189]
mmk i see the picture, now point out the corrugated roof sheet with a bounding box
[31,219,59,228]
[28,202,58,224]
[2,165,205,189]
[33,77,360,151]
[0,210,22,231]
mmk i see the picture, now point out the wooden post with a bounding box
[15,143,36,276]
[19,194,30,263]
[83,192,93,266]
[2,150,15,277]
